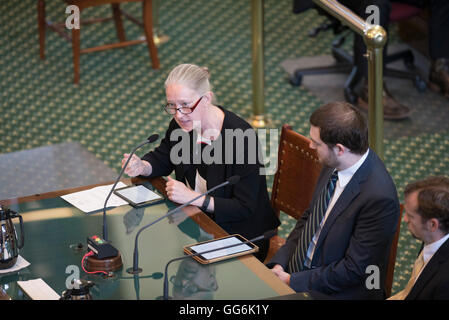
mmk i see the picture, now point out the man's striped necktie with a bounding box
[288,170,339,273]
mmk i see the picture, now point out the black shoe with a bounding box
[429,58,449,99]
[357,82,411,120]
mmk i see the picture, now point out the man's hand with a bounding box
[271,264,291,285]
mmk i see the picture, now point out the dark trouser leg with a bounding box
[427,0,449,97]
[428,0,449,59]
[343,0,392,80]
[339,0,412,119]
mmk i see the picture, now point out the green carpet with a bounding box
[1,0,448,296]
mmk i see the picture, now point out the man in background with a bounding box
[389,176,449,300]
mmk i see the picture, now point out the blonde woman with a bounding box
[122,63,279,262]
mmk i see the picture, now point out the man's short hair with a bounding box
[404,176,449,234]
[309,101,368,154]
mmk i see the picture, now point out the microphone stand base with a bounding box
[126,267,143,275]
[85,252,123,273]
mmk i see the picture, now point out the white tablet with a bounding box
[183,234,258,264]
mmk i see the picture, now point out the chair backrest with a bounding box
[271,125,322,220]
[389,3,422,22]
[385,204,404,298]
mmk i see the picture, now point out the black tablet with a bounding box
[113,185,164,208]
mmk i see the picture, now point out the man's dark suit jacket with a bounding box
[267,149,400,299]
[406,238,449,300]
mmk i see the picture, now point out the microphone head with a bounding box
[147,134,159,143]
[227,175,240,185]
[263,230,277,239]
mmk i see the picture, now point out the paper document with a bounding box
[61,182,129,213]
[17,278,60,300]
[0,255,30,274]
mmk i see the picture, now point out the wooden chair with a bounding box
[264,124,322,263]
[37,0,160,84]
[385,204,404,298]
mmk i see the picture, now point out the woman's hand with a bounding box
[122,153,151,177]
[165,176,201,205]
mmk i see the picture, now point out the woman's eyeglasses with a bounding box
[164,96,203,115]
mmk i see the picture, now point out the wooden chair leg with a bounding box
[142,0,159,69]
[72,28,81,84]
[37,0,46,59]
[111,4,126,42]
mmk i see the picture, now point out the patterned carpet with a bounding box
[1,0,448,296]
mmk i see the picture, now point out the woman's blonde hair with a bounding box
[165,63,212,97]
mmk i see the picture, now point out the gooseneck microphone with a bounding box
[127,175,241,275]
[84,134,159,274]
[102,134,159,241]
[162,230,276,300]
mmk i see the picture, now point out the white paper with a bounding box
[61,182,129,213]
[114,185,162,204]
[17,278,60,300]
[0,255,30,274]
[190,237,252,260]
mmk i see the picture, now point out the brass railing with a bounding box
[249,0,269,128]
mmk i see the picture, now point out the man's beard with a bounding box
[319,151,339,168]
